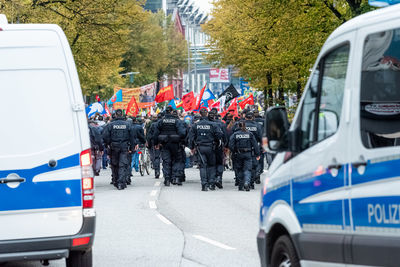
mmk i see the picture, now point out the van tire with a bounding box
[270,235,300,267]
[66,249,92,267]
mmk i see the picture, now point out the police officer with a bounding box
[153,106,186,186]
[229,121,260,191]
[172,109,188,183]
[146,114,162,179]
[254,110,265,183]
[233,111,262,188]
[189,108,223,191]
[208,110,227,189]
[103,109,137,190]
[88,120,104,176]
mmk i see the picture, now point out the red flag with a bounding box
[239,94,254,110]
[126,95,139,116]
[182,92,194,111]
[194,84,207,110]
[155,84,174,103]
[104,103,111,117]
[210,100,221,111]
[227,98,238,117]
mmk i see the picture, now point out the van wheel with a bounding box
[66,249,92,267]
[270,235,300,267]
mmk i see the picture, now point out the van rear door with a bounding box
[0,27,84,240]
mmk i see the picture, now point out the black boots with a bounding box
[244,184,250,191]
[215,182,223,189]
[164,180,171,186]
[255,176,261,184]
[202,185,208,191]
[209,184,216,191]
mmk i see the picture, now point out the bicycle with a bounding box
[138,146,151,176]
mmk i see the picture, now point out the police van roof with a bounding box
[327,4,400,42]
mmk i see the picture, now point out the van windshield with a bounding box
[361,28,400,148]
[0,69,75,157]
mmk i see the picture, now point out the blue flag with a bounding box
[168,99,177,109]
[200,89,216,108]
[107,89,123,106]
[86,102,105,118]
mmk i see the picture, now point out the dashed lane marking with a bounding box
[149,201,157,209]
[150,190,158,197]
[192,235,236,250]
[157,214,172,225]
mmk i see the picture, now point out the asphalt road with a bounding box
[4,166,261,267]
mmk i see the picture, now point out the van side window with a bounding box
[293,44,349,151]
[317,45,349,141]
[298,70,319,150]
[361,29,400,149]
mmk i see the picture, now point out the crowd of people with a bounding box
[87,105,269,191]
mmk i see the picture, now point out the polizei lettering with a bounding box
[236,134,250,139]
[368,203,400,225]
[163,119,175,123]
[197,125,211,130]
[113,125,127,129]
[246,126,257,132]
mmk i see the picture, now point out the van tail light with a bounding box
[80,149,95,213]
[72,236,90,247]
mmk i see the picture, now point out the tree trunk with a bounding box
[263,87,267,111]
[296,74,302,104]
[267,73,273,107]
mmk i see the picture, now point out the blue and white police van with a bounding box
[0,15,95,266]
[258,2,400,267]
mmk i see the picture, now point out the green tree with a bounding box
[121,11,188,89]
[204,0,375,106]
[0,0,145,98]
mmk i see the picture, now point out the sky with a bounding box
[192,0,213,13]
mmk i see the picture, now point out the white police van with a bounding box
[0,15,95,266]
[258,3,400,267]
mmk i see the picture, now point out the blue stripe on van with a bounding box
[0,154,82,211]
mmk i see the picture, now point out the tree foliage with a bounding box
[121,11,188,88]
[0,1,187,99]
[203,0,374,105]
[0,0,145,97]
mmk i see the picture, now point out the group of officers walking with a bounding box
[91,105,266,192]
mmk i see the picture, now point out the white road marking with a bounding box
[192,235,236,250]
[154,181,161,187]
[149,201,157,209]
[150,190,158,197]
[157,214,172,225]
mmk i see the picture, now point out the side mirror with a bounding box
[265,107,290,152]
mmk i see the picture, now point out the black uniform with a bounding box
[153,113,186,186]
[233,119,262,187]
[103,117,136,190]
[89,124,104,176]
[146,119,161,178]
[212,118,227,188]
[254,115,265,179]
[189,117,223,190]
[229,130,260,191]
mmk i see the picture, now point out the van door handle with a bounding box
[352,161,367,168]
[328,158,342,170]
[0,178,26,184]
[328,163,342,170]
